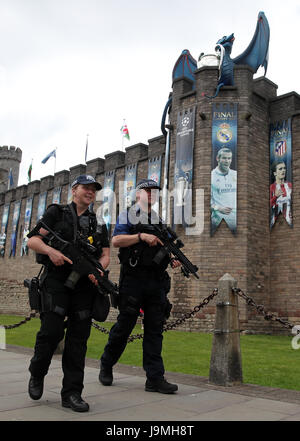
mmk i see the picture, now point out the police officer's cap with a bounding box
[136,179,161,191]
[71,175,102,190]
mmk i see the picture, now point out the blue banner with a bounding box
[9,201,21,257]
[174,107,195,227]
[52,187,61,204]
[148,156,162,215]
[270,118,292,229]
[102,170,115,233]
[21,197,33,257]
[0,204,10,257]
[211,103,238,235]
[36,191,47,221]
[124,163,137,209]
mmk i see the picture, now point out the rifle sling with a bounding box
[68,203,78,242]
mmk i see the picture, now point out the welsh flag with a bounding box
[120,122,130,140]
[27,161,32,183]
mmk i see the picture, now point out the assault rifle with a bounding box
[27,221,119,308]
[136,223,199,279]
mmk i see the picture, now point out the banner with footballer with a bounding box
[102,170,115,234]
[148,156,162,215]
[173,107,195,228]
[211,103,238,235]
[270,118,292,229]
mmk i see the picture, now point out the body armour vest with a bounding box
[35,203,102,267]
[118,222,170,272]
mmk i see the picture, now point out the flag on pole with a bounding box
[120,121,130,140]
[85,135,89,163]
[8,168,14,190]
[27,161,32,183]
[41,149,56,164]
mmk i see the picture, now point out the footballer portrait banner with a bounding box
[124,163,137,209]
[9,200,21,257]
[36,191,47,221]
[102,170,115,233]
[52,187,61,204]
[270,118,292,229]
[148,156,162,185]
[0,204,10,258]
[174,107,195,227]
[21,197,33,257]
[211,103,238,235]
[67,184,73,204]
[148,156,162,215]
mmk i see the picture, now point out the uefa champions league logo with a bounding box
[181,116,190,128]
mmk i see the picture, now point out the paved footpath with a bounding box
[1,345,300,423]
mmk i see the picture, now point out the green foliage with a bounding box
[1,315,299,391]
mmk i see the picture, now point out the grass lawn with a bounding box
[1,314,299,391]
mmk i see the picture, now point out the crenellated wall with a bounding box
[0,146,22,193]
[1,66,300,334]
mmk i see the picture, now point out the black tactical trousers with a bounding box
[101,273,167,380]
[29,274,94,398]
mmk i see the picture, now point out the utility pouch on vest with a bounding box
[23,265,48,312]
[24,276,41,311]
[91,293,110,322]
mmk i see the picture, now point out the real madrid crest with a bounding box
[217,123,232,143]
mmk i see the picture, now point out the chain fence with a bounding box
[1,286,298,338]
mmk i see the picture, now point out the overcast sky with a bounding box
[0,0,299,186]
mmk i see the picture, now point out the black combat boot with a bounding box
[145,377,178,394]
[28,375,44,400]
[61,393,89,412]
[99,363,113,386]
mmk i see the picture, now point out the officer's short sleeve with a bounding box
[112,210,131,236]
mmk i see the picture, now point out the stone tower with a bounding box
[0,146,22,193]
[167,64,300,333]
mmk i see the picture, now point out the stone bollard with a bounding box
[209,273,243,386]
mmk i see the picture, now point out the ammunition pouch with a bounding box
[24,277,41,311]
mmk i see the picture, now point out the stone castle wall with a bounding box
[1,66,300,334]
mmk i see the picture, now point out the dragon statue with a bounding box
[161,11,270,132]
[200,11,270,98]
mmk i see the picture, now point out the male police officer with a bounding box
[27,175,110,412]
[99,179,180,394]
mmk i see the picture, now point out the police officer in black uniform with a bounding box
[27,175,110,412]
[99,179,180,394]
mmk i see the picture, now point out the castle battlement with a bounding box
[0,145,22,162]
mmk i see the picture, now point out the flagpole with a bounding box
[122,119,125,152]
[85,134,89,163]
[54,148,57,175]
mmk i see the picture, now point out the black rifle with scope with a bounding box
[136,223,199,279]
[27,220,119,308]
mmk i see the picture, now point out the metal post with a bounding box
[209,273,243,386]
